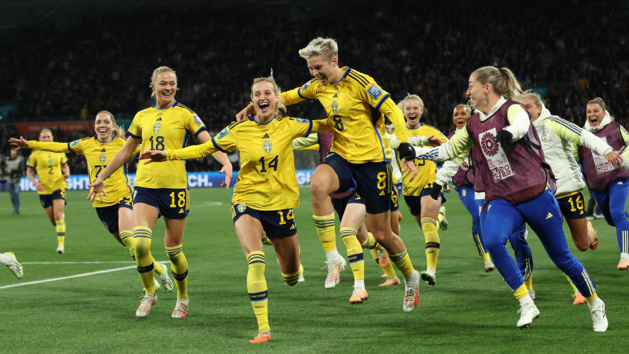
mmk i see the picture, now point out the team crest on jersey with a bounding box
[153,123,161,134]
[71,140,80,147]
[301,81,311,90]
[237,204,246,213]
[99,153,106,164]
[193,114,203,126]
[296,118,308,124]
[263,140,272,154]
[331,100,338,114]
[367,85,382,99]
[48,157,53,165]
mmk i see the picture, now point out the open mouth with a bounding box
[259,102,270,113]
[316,75,328,84]
[589,117,599,125]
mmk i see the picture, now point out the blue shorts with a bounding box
[556,191,586,219]
[134,186,189,219]
[95,194,133,234]
[231,204,297,238]
[403,183,446,216]
[39,189,67,209]
[323,153,391,214]
[331,193,365,220]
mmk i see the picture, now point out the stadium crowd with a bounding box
[1,0,628,174]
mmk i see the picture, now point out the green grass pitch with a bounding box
[0,188,626,353]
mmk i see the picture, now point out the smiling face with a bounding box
[403,99,424,128]
[39,130,53,142]
[521,97,542,121]
[452,105,471,129]
[306,54,341,86]
[151,71,177,108]
[251,80,279,122]
[94,112,115,142]
[466,73,489,112]
[586,103,606,128]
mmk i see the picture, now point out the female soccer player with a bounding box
[279,37,421,312]
[10,111,173,291]
[577,97,629,270]
[395,94,448,286]
[88,66,232,319]
[413,66,608,332]
[140,75,326,343]
[25,129,69,254]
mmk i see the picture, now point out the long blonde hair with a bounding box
[472,66,523,100]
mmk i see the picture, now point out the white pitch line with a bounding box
[22,261,138,265]
[0,265,136,290]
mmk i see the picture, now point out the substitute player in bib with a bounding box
[25,129,69,254]
[140,75,326,343]
[88,66,232,319]
[281,37,421,312]
[413,66,608,332]
[11,111,173,292]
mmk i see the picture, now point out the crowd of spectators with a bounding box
[1,0,628,175]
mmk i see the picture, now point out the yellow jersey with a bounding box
[26,150,67,195]
[166,115,313,210]
[128,101,206,189]
[401,124,448,196]
[30,137,137,207]
[281,67,409,164]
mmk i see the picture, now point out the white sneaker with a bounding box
[56,246,64,255]
[438,206,448,231]
[403,270,420,312]
[420,270,436,286]
[516,302,540,328]
[172,298,189,318]
[157,264,174,292]
[528,289,536,300]
[323,257,346,289]
[4,252,23,279]
[588,298,608,332]
[136,294,157,318]
[483,258,495,272]
[298,273,305,282]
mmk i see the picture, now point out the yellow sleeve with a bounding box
[281,86,308,106]
[379,98,408,143]
[166,140,218,161]
[29,141,72,153]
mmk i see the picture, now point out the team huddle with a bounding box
[7,37,629,342]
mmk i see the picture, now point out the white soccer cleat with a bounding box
[438,206,448,231]
[4,252,23,279]
[516,302,540,328]
[403,270,420,312]
[324,257,346,289]
[172,298,189,318]
[528,289,536,300]
[588,298,608,332]
[483,258,495,272]
[349,286,369,304]
[420,270,436,286]
[56,246,65,255]
[158,264,174,292]
[136,294,157,318]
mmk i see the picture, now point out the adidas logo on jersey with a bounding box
[546,212,553,219]
[101,149,106,152]
[333,93,338,98]
[262,133,270,139]
[156,117,162,121]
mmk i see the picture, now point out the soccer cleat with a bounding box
[420,270,436,286]
[324,257,346,289]
[528,289,536,300]
[380,277,401,287]
[298,272,305,282]
[403,270,420,312]
[516,302,540,328]
[250,330,271,344]
[589,298,608,332]
[572,291,586,305]
[5,252,23,279]
[438,206,448,231]
[349,286,369,304]
[587,221,598,250]
[172,298,189,318]
[56,246,64,255]
[483,258,495,272]
[377,248,390,268]
[617,254,629,270]
[136,294,157,318]
[158,264,174,292]
[586,215,594,221]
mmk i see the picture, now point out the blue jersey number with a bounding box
[259,155,279,172]
[149,136,165,150]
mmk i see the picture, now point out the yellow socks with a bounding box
[247,251,269,332]
[390,248,414,278]
[313,213,337,253]
[119,230,135,259]
[421,217,440,274]
[340,227,365,285]
[525,275,533,290]
[134,226,156,295]
[514,284,529,300]
[166,244,188,300]
[56,220,65,248]
[282,264,303,286]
